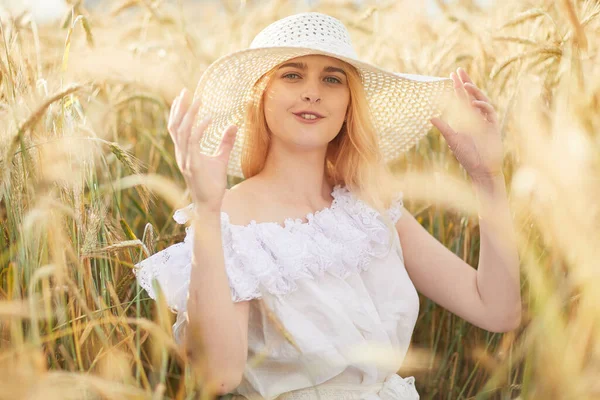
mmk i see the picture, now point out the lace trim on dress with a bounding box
[133,185,404,311]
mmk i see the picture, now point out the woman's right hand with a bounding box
[168,88,238,212]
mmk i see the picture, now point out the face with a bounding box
[262,55,350,150]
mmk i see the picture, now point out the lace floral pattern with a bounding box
[133,185,404,311]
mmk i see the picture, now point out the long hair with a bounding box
[240,58,405,231]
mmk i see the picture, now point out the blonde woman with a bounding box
[134,12,521,400]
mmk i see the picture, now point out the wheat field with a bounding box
[0,0,599,399]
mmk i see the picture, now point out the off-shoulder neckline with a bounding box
[220,184,347,230]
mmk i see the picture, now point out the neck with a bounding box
[255,141,333,207]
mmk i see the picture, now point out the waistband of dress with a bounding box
[232,374,418,400]
[275,381,383,400]
[230,382,382,400]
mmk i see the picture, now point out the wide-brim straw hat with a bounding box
[193,12,454,179]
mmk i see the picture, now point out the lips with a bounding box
[293,113,323,124]
[293,110,325,118]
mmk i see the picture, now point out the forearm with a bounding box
[473,174,522,331]
[185,210,246,389]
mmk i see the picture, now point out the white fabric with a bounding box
[271,374,419,399]
[134,185,420,399]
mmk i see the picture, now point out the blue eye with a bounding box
[282,73,342,84]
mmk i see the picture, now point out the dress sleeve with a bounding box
[386,191,404,224]
[133,204,263,316]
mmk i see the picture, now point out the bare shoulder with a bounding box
[220,178,264,226]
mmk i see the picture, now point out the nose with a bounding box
[301,82,321,103]
[302,93,321,103]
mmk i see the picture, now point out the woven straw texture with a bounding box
[193,12,454,179]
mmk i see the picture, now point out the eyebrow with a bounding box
[277,62,347,77]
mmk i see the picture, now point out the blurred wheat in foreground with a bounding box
[1,0,599,399]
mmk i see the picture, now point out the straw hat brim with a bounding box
[193,45,454,179]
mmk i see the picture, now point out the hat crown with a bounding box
[250,12,358,59]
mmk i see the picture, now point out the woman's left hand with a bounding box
[431,68,504,185]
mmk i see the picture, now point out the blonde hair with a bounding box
[240,58,405,231]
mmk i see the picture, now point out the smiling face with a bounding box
[262,54,351,150]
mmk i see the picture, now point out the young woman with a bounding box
[135,12,521,400]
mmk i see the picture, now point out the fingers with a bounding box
[187,116,212,160]
[464,83,492,103]
[450,69,496,124]
[472,100,498,124]
[174,89,191,126]
[450,72,469,104]
[431,117,459,150]
[214,125,239,163]
[457,67,474,85]
[454,68,492,104]
[167,93,182,142]
[170,89,192,144]
[179,97,203,145]
[169,93,179,125]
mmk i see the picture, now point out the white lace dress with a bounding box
[134,185,421,400]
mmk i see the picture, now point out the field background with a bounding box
[1,0,599,399]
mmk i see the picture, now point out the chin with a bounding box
[287,133,331,148]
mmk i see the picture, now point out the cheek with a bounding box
[263,86,292,132]
[264,85,291,108]
[332,91,350,119]
[264,88,289,122]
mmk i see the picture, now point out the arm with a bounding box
[396,174,521,332]
[409,67,521,332]
[185,209,250,395]
[165,87,247,394]
[473,174,521,330]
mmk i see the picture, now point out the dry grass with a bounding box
[1,0,599,399]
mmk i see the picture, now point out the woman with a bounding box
[134,12,521,400]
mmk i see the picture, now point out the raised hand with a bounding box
[431,68,504,185]
[168,88,238,212]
